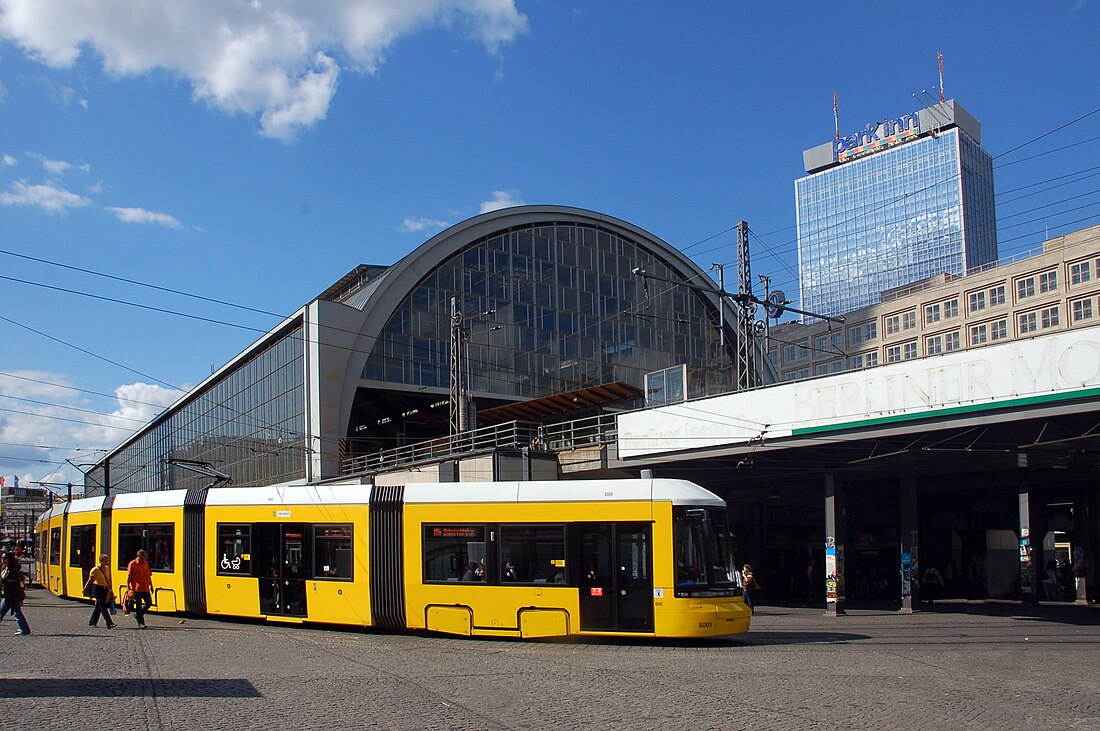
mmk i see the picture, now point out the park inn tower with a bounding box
[795,99,997,320]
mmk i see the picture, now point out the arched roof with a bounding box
[319,205,749,445]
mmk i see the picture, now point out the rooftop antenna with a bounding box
[938,50,945,102]
[833,91,840,141]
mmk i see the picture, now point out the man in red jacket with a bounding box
[126,549,154,628]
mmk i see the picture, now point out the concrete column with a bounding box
[1018,482,1039,604]
[1074,486,1093,604]
[824,471,846,617]
[899,478,919,613]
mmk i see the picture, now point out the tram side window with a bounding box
[313,525,353,580]
[423,525,486,582]
[117,523,176,572]
[499,525,566,584]
[49,528,61,565]
[217,524,251,576]
[69,525,96,568]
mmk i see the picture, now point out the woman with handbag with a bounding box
[0,551,31,635]
[83,554,116,629]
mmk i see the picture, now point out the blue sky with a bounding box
[1,1,1099,491]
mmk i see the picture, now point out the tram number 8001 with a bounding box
[698,621,713,629]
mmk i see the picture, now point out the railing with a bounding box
[341,413,623,476]
[342,420,543,475]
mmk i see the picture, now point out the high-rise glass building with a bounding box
[795,100,997,320]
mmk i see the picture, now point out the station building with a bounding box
[84,205,762,496]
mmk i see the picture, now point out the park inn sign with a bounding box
[617,325,1100,459]
[834,111,920,162]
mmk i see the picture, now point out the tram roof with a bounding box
[37,478,724,513]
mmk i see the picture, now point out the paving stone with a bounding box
[1,591,1097,730]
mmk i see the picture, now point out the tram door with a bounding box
[578,522,654,632]
[254,523,309,617]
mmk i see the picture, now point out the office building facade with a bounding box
[796,100,997,320]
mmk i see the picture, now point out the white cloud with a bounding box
[0,374,183,486]
[2,154,15,166]
[399,216,450,233]
[480,189,524,213]
[34,154,91,176]
[0,0,529,141]
[0,179,89,213]
[107,206,182,229]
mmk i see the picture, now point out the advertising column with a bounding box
[824,472,846,616]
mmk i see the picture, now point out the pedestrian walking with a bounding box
[742,563,759,612]
[83,554,116,629]
[127,549,154,628]
[1,551,32,635]
[922,565,946,604]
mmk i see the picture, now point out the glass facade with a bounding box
[796,128,997,320]
[362,223,730,398]
[86,322,306,495]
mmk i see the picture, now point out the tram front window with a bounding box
[673,507,738,593]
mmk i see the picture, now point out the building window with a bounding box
[1073,298,1094,322]
[848,321,876,345]
[902,311,917,330]
[1041,306,1060,329]
[783,368,810,381]
[1019,312,1038,334]
[313,525,354,580]
[850,351,878,369]
[970,323,989,346]
[944,331,961,352]
[424,525,487,582]
[831,332,844,350]
[903,341,918,360]
[925,299,958,325]
[886,344,903,363]
[885,315,901,335]
[926,335,943,355]
[990,319,1008,341]
[814,335,828,352]
[783,342,808,363]
[768,349,778,366]
[216,524,252,576]
[989,284,1006,306]
[968,290,986,313]
[1016,277,1035,300]
[1039,270,1058,293]
[1070,261,1092,285]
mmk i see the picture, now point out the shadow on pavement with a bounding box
[0,678,262,698]
[541,631,872,648]
[917,601,1100,626]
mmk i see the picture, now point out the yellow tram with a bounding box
[35,478,751,639]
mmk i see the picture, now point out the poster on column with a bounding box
[825,545,837,602]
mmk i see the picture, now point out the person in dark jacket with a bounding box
[1,551,31,635]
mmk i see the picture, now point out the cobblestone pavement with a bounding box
[2,590,1098,730]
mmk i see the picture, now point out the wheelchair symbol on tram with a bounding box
[220,555,242,571]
